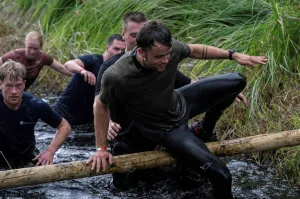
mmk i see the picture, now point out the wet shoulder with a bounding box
[170,39,191,60]
[1,49,24,63]
[13,48,26,57]
[100,52,132,88]
[39,51,54,65]
[105,52,131,76]
[79,54,103,65]
[103,52,125,67]
[8,48,25,60]
[111,51,135,74]
[99,52,125,75]
[77,54,103,73]
[23,92,47,109]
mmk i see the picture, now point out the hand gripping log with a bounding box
[1,129,300,189]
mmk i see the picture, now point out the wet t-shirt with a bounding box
[95,51,126,97]
[100,40,191,142]
[1,48,54,89]
[53,54,103,125]
[95,50,191,96]
[0,92,62,159]
[95,49,191,137]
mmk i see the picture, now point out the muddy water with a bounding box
[0,96,299,199]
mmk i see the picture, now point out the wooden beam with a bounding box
[1,129,300,189]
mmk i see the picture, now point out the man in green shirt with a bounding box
[87,20,267,199]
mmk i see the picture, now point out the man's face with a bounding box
[140,41,171,72]
[25,38,41,60]
[122,21,146,51]
[106,39,126,59]
[0,76,25,110]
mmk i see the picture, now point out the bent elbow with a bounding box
[63,61,73,71]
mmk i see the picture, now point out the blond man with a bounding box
[0,60,71,169]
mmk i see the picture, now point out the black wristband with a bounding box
[228,49,235,60]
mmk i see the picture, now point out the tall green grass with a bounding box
[2,0,300,183]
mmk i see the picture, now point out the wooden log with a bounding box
[0,150,176,189]
[1,129,300,189]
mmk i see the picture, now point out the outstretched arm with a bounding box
[33,118,71,166]
[64,59,96,85]
[50,59,73,76]
[87,97,112,172]
[188,44,267,67]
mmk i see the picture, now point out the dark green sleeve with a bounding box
[173,39,191,62]
[99,67,118,105]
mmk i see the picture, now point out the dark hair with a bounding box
[136,20,172,50]
[107,34,124,46]
[122,12,147,31]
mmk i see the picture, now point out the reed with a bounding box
[2,0,300,183]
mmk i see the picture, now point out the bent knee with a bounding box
[237,72,246,88]
[228,72,247,91]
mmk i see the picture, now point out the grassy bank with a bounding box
[1,0,300,184]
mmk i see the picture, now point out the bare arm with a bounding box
[188,44,229,59]
[33,118,71,166]
[93,96,120,141]
[188,44,267,67]
[93,96,98,114]
[87,97,112,172]
[64,59,85,73]
[47,118,71,154]
[94,98,110,148]
[65,59,96,85]
[50,59,73,76]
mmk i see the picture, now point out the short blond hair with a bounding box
[122,12,147,31]
[25,31,43,47]
[0,60,26,81]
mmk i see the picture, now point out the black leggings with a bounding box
[111,125,158,189]
[162,73,246,199]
